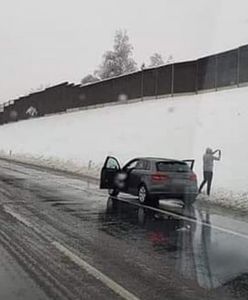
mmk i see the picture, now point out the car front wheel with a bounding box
[138,185,149,204]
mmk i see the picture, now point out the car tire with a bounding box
[138,185,149,204]
[183,194,197,205]
[108,188,119,197]
[150,196,159,207]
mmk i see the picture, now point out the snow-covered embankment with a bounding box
[0,87,247,211]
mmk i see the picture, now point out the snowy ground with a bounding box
[0,86,248,211]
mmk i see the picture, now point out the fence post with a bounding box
[171,64,174,97]
[215,55,218,91]
[141,68,144,101]
[195,60,198,94]
[155,68,159,99]
[237,47,240,87]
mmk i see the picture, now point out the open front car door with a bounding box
[183,159,195,170]
[100,156,121,189]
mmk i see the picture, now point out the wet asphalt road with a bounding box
[0,159,247,300]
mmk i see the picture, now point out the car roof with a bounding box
[135,157,185,163]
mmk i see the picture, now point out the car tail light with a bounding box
[189,173,197,181]
[151,173,170,181]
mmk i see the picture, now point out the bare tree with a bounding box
[29,83,50,94]
[96,29,137,79]
[81,74,100,85]
[149,53,164,67]
[140,62,146,70]
[166,54,174,64]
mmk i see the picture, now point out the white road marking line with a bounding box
[52,241,140,300]
[116,197,248,241]
[3,189,248,242]
[3,205,49,239]
[3,197,248,296]
[3,205,32,228]
[2,206,140,300]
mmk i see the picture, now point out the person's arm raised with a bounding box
[213,149,221,160]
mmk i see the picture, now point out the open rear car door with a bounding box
[100,156,121,189]
[183,159,195,170]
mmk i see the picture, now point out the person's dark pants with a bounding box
[199,171,213,196]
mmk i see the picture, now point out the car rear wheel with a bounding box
[108,188,119,197]
[138,185,149,204]
[183,194,197,205]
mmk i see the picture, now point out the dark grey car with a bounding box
[100,156,198,204]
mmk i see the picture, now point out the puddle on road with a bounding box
[96,197,248,299]
[51,202,84,206]
[0,176,25,187]
[27,187,248,300]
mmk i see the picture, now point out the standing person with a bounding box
[198,148,221,196]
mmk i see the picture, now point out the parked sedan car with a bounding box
[100,156,198,204]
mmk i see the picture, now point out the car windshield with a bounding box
[156,161,190,172]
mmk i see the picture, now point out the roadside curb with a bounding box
[0,156,99,185]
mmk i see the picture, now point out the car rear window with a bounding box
[156,161,190,172]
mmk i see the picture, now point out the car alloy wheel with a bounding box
[138,185,147,204]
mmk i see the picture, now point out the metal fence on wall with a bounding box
[1,44,248,125]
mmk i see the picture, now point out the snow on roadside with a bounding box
[197,191,248,212]
[0,87,248,211]
[0,151,101,179]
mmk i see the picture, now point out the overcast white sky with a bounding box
[1,0,248,102]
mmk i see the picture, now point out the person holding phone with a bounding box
[198,148,221,196]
